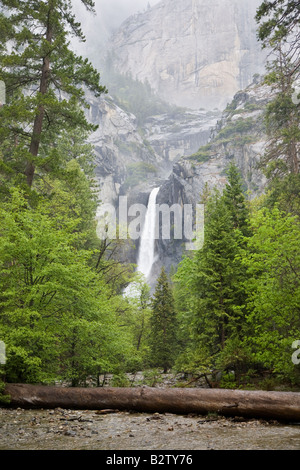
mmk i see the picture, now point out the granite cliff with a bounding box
[107,0,267,110]
[87,92,220,207]
[153,79,271,278]
[88,79,271,284]
[84,0,270,285]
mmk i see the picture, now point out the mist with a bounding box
[91,0,160,31]
[71,0,160,68]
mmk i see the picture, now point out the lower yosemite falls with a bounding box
[123,187,160,296]
[136,187,160,281]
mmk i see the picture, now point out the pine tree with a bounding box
[255,0,300,213]
[256,1,300,52]
[192,194,241,353]
[0,0,107,191]
[149,268,178,373]
[0,2,140,386]
[174,168,251,382]
[223,163,250,236]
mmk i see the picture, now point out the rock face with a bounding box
[153,80,271,278]
[108,0,266,110]
[85,93,219,268]
[86,94,220,206]
[144,109,220,163]
[87,80,272,286]
[86,94,161,206]
[86,0,271,286]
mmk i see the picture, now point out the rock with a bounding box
[153,80,270,279]
[82,8,270,288]
[144,110,220,164]
[107,0,267,110]
[64,430,77,437]
[95,409,120,415]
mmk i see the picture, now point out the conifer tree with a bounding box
[149,268,177,373]
[223,163,250,236]
[174,165,251,382]
[255,0,300,213]
[192,194,241,353]
[0,0,107,190]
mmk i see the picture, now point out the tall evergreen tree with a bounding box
[149,267,177,373]
[223,163,250,236]
[0,0,107,191]
[256,0,300,213]
[192,194,243,352]
[174,165,251,382]
[0,2,140,387]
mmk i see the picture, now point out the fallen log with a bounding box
[3,383,300,422]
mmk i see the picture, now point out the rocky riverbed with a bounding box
[1,407,300,450]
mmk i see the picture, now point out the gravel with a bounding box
[1,407,300,450]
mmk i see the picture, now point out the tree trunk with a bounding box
[4,383,300,422]
[26,5,53,187]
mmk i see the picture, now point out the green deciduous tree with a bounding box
[0,184,133,385]
[242,205,300,385]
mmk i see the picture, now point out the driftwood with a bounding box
[4,383,300,422]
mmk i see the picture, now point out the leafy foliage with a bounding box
[0,0,136,387]
[242,205,300,384]
[0,0,299,392]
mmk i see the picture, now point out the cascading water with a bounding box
[136,187,160,280]
[124,187,160,297]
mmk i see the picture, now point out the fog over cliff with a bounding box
[107,0,266,110]
[71,0,161,66]
[72,0,266,112]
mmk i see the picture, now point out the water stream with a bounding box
[136,187,160,280]
[124,187,159,297]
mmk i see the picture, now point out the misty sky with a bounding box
[93,0,160,30]
[71,0,160,65]
[73,0,161,37]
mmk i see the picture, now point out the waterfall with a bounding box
[124,187,159,297]
[136,187,160,280]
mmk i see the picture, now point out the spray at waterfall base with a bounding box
[96,191,205,255]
